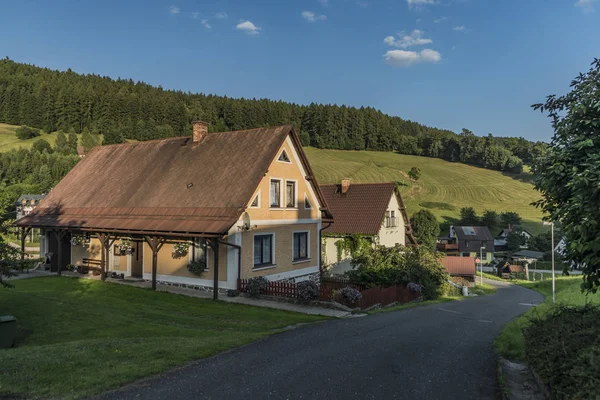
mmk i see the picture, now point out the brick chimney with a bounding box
[192,121,208,144]
[341,178,351,194]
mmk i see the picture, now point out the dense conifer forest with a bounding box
[0,57,547,216]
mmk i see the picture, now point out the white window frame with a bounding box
[277,148,292,164]
[252,232,276,270]
[270,178,283,209]
[190,238,210,272]
[304,193,312,210]
[292,230,310,263]
[249,190,261,208]
[285,179,298,209]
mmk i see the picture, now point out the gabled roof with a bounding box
[17,125,331,236]
[441,256,476,276]
[320,182,416,243]
[453,226,494,253]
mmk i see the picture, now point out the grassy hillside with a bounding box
[0,123,61,152]
[304,147,545,234]
[1,123,544,234]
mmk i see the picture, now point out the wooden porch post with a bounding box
[97,233,109,281]
[212,238,219,300]
[144,236,165,290]
[105,237,117,278]
[20,227,32,261]
[52,230,67,276]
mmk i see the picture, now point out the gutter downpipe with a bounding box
[319,221,333,277]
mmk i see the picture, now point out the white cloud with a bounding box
[383,30,432,48]
[453,25,466,31]
[215,12,228,19]
[200,19,211,29]
[319,0,329,6]
[236,20,261,34]
[384,49,441,67]
[169,5,180,15]
[191,11,199,19]
[416,18,422,23]
[575,0,596,11]
[302,11,327,22]
[434,16,448,23]
[357,1,369,7]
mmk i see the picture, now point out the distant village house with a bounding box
[320,181,416,274]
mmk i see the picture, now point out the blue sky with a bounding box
[1,0,599,141]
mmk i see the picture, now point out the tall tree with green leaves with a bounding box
[67,132,78,155]
[102,127,124,145]
[411,210,440,250]
[459,207,479,225]
[408,167,422,181]
[500,211,522,227]
[81,128,98,152]
[532,59,600,292]
[54,131,69,154]
[481,210,498,228]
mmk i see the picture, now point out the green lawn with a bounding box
[494,277,599,361]
[0,277,327,399]
[305,147,546,234]
[470,281,497,296]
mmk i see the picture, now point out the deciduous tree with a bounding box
[532,59,600,292]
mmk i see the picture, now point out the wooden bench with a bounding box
[82,258,102,267]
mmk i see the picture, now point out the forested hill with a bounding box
[0,58,545,173]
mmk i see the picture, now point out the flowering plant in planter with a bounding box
[70,235,87,246]
[338,286,362,304]
[172,242,190,259]
[187,259,207,275]
[407,282,423,294]
[119,239,133,254]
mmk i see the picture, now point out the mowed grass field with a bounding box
[1,122,544,233]
[304,147,545,234]
[0,123,59,152]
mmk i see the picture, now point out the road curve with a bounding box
[100,281,543,400]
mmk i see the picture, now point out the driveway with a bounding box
[100,280,543,400]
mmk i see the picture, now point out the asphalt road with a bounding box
[100,280,543,400]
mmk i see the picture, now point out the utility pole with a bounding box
[543,221,556,304]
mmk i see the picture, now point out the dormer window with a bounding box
[278,149,291,163]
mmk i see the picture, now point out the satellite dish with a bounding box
[242,212,251,231]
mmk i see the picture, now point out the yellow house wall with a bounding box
[377,194,406,247]
[245,138,320,222]
[71,238,127,272]
[240,223,319,279]
[142,241,227,281]
[71,238,102,265]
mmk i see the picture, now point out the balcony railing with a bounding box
[384,217,400,228]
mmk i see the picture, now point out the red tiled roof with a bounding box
[320,182,414,242]
[441,256,476,276]
[17,125,332,235]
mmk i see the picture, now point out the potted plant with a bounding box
[119,239,133,255]
[70,235,86,246]
[172,242,190,259]
[187,258,207,276]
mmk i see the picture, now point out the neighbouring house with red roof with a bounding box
[441,256,476,285]
[319,180,416,274]
[16,123,333,295]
